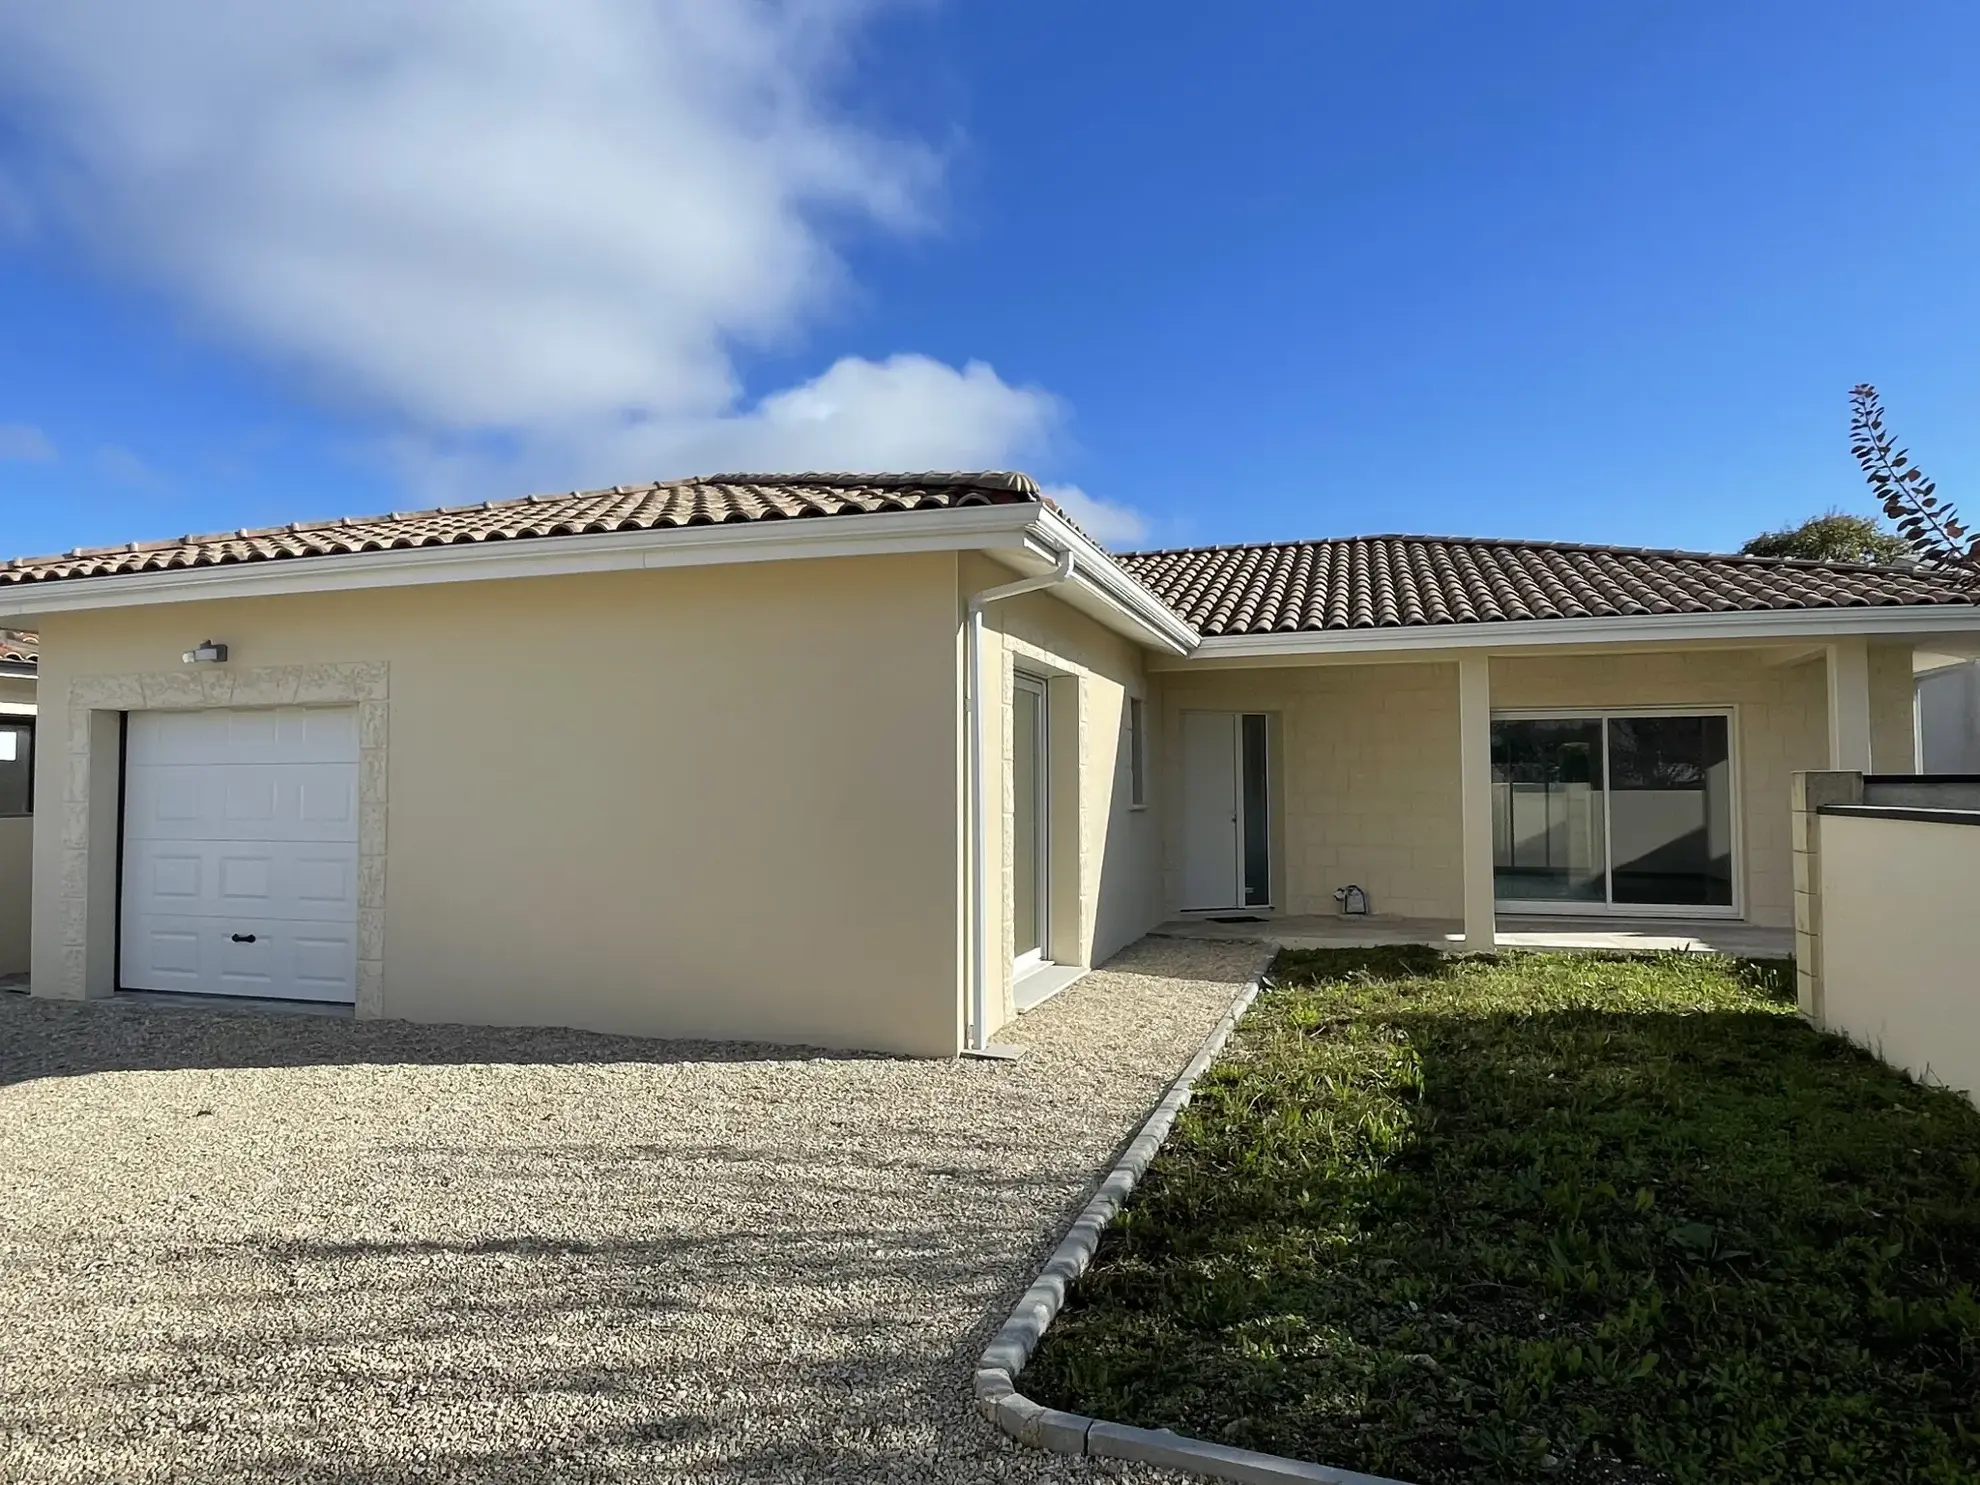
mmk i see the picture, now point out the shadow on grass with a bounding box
[1027,949,1980,1485]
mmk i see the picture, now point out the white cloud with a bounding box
[0,1,1148,536]
[0,423,55,462]
[398,353,1066,501]
[0,1,940,429]
[1041,482,1148,547]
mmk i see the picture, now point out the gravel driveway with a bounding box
[0,937,1267,1484]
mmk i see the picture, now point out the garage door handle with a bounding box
[230,933,257,944]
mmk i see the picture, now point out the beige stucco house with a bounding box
[1,471,1975,1056]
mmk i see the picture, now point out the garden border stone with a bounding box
[972,962,1417,1485]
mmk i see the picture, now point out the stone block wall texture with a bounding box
[1159,644,1914,931]
[1790,769,1864,1021]
[1158,662,1464,921]
[1492,646,1914,929]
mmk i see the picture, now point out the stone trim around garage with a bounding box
[972,963,1416,1485]
[49,662,389,1017]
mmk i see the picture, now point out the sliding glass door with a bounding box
[1492,711,1735,915]
[1491,718,1607,904]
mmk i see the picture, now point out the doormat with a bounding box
[1206,915,1266,923]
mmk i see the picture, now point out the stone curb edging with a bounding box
[972,964,1416,1485]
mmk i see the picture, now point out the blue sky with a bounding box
[0,1,1976,561]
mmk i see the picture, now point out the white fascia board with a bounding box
[1029,506,1201,655]
[1176,603,1980,663]
[0,503,1046,622]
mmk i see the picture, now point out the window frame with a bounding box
[0,714,35,819]
[1489,704,1741,919]
[1127,695,1148,809]
[1012,671,1052,972]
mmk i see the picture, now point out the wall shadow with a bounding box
[0,994,901,1087]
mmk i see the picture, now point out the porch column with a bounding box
[1458,652,1496,950]
[1826,637,1873,773]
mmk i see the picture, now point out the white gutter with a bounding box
[0,502,1047,621]
[1031,505,1199,656]
[1160,602,1980,665]
[965,547,1077,1058]
[0,499,1203,658]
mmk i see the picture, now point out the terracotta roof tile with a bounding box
[0,471,1044,588]
[0,629,33,666]
[1116,536,1980,636]
[6,473,1975,645]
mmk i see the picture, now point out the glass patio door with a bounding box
[1492,712,1735,915]
[1490,718,1607,904]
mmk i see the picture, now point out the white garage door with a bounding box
[121,706,360,1003]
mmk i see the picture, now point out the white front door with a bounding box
[121,706,361,1002]
[1182,711,1241,909]
[1183,710,1272,912]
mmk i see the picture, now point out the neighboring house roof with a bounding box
[0,471,1045,589]
[1116,536,1980,636]
[0,629,35,666]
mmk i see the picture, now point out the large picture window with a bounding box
[1492,711,1734,914]
[0,718,32,817]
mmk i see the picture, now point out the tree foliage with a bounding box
[1849,384,1977,576]
[1740,510,1912,564]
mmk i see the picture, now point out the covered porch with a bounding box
[1148,633,1920,953]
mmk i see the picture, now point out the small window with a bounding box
[0,718,32,817]
[1241,712,1270,907]
[1128,696,1147,808]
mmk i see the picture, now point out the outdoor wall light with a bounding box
[181,640,230,664]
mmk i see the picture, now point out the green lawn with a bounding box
[1024,949,1980,1485]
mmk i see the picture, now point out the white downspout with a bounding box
[965,548,1076,1056]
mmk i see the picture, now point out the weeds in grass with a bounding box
[1024,950,1980,1485]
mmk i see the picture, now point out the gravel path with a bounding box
[0,937,1269,1484]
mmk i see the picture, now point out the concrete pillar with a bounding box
[1458,653,1496,951]
[1791,769,1865,1026]
[1826,637,1873,773]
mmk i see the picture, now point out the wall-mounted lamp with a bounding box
[181,640,230,665]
